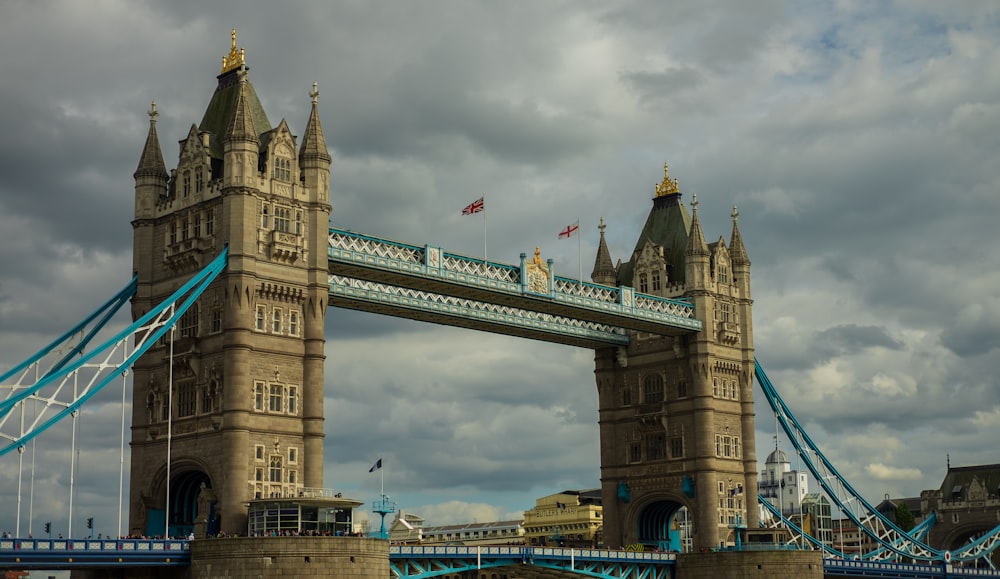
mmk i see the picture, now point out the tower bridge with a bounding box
[2,29,1000,579]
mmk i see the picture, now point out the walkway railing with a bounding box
[0,537,190,568]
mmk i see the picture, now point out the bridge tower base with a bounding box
[676,550,823,579]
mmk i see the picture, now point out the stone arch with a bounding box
[147,457,215,537]
[625,493,691,552]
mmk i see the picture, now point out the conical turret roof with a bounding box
[729,205,750,266]
[618,163,692,285]
[134,101,168,180]
[300,82,332,164]
[198,30,271,157]
[591,217,616,284]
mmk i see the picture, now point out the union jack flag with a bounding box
[462,197,484,215]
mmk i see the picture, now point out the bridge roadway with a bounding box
[2,539,999,578]
[327,228,702,347]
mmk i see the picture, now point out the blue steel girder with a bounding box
[390,546,676,579]
[328,228,701,337]
[329,275,629,348]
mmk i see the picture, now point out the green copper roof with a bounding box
[618,192,692,286]
[199,67,272,158]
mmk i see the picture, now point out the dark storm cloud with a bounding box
[3,0,1000,533]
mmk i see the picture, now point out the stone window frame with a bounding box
[268,384,283,412]
[255,305,266,331]
[272,307,283,334]
[287,385,297,415]
[253,381,265,411]
[288,310,300,336]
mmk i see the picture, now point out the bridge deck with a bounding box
[328,228,702,345]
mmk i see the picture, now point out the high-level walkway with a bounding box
[328,227,701,347]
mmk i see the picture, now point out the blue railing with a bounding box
[0,537,190,568]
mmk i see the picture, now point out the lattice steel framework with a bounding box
[389,546,675,579]
[0,249,229,456]
[755,359,1000,567]
[329,275,629,347]
[328,228,701,336]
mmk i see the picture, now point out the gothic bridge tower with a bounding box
[592,164,758,551]
[129,30,332,536]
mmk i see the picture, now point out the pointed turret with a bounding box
[134,101,168,222]
[224,72,259,146]
[300,82,332,165]
[591,217,617,285]
[684,194,711,290]
[729,205,750,267]
[684,195,709,258]
[134,101,169,181]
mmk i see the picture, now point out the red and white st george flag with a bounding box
[558,220,580,239]
[461,196,485,215]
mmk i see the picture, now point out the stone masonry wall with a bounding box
[189,536,388,579]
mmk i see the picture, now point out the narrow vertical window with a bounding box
[254,382,264,411]
[287,385,297,415]
[639,273,648,293]
[269,385,282,412]
[205,210,214,236]
[262,205,270,229]
[289,311,299,336]
[195,167,203,192]
[272,308,282,333]
[183,171,191,197]
[255,306,266,331]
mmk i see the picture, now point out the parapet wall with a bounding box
[676,550,823,579]
[189,536,389,579]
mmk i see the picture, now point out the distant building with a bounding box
[388,511,425,544]
[387,510,524,546]
[758,449,832,548]
[799,493,832,547]
[758,449,809,515]
[421,520,525,546]
[921,462,1000,567]
[523,490,603,548]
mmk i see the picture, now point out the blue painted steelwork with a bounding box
[328,275,630,347]
[0,249,229,456]
[755,358,1000,566]
[0,537,190,569]
[328,228,701,337]
[824,558,1000,578]
[389,546,675,579]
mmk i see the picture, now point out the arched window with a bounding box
[269,457,282,482]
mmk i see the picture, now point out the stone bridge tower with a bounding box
[129,30,331,536]
[592,165,758,551]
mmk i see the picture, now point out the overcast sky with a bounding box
[1,0,999,539]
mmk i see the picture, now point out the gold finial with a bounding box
[533,246,544,266]
[310,82,320,104]
[655,162,680,197]
[221,27,246,73]
[147,101,159,124]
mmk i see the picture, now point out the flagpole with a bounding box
[483,196,488,263]
[577,217,582,284]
